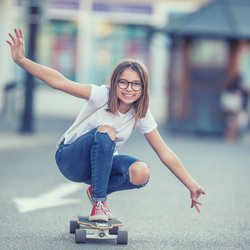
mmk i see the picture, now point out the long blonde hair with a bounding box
[107,59,149,119]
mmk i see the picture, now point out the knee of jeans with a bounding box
[129,161,150,186]
[97,125,116,141]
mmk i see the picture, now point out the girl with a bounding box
[7,29,205,222]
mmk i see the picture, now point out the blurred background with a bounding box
[1,1,250,249]
[1,0,250,141]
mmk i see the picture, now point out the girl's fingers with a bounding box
[190,187,205,213]
[6,40,12,46]
[9,33,16,43]
[191,199,202,212]
[15,29,19,38]
[194,203,200,213]
[7,29,24,47]
[19,29,24,38]
[192,199,202,206]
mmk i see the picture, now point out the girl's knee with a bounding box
[97,125,116,141]
[129,161,150,186]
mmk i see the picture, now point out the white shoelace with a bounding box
[95,201,105,214]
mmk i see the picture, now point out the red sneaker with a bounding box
[86,185,115,220]
[89,201,108,222]
[86,185,94,205]
[102,201,115,220]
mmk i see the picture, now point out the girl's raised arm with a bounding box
[6,29,91,99]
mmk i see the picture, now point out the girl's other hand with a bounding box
[190,185,206,213]
[6,29,25,64]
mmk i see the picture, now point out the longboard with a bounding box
[70,215,128,244]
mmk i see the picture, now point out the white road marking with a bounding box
[13,182,83,213]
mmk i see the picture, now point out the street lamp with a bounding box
[20,0,42,133]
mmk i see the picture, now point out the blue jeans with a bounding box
[55,128,148,202]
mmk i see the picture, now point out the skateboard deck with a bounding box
[76,216,123,230]
[70,216,128,244]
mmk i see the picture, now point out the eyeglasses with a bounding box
[117,79,143,91]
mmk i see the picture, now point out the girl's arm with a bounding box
[6,29,91,99]
[144,129,206,213]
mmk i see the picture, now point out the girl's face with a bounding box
[116,68,143,112]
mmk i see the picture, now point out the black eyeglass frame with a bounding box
[117,79,144,91]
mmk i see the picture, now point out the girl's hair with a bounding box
[107,59,149,119]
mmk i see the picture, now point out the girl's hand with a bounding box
[6,29,25,64]
[190,185,206,213]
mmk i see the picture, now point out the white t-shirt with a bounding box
[58,84,157,153]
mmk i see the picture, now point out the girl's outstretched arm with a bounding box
[145,129,206,213]
[6,29,91,99]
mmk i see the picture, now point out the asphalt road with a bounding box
[1,117,250,250]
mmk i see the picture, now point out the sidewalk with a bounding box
[1,114,250,154]
[0,116,72,153]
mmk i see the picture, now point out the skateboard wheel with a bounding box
[75,229,87,243]
[109,227,118,235]
[117,230,128,245]
[70,220,79,234]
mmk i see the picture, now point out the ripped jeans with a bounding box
[55,128,148,202]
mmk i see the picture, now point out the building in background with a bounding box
[163,0,250,135]
[1,0,209,123]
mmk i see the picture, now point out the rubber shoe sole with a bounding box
[89,214,108,222]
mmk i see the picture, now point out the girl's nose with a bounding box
[126,82,133,91]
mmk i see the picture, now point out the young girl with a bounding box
[7,29,205,222]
